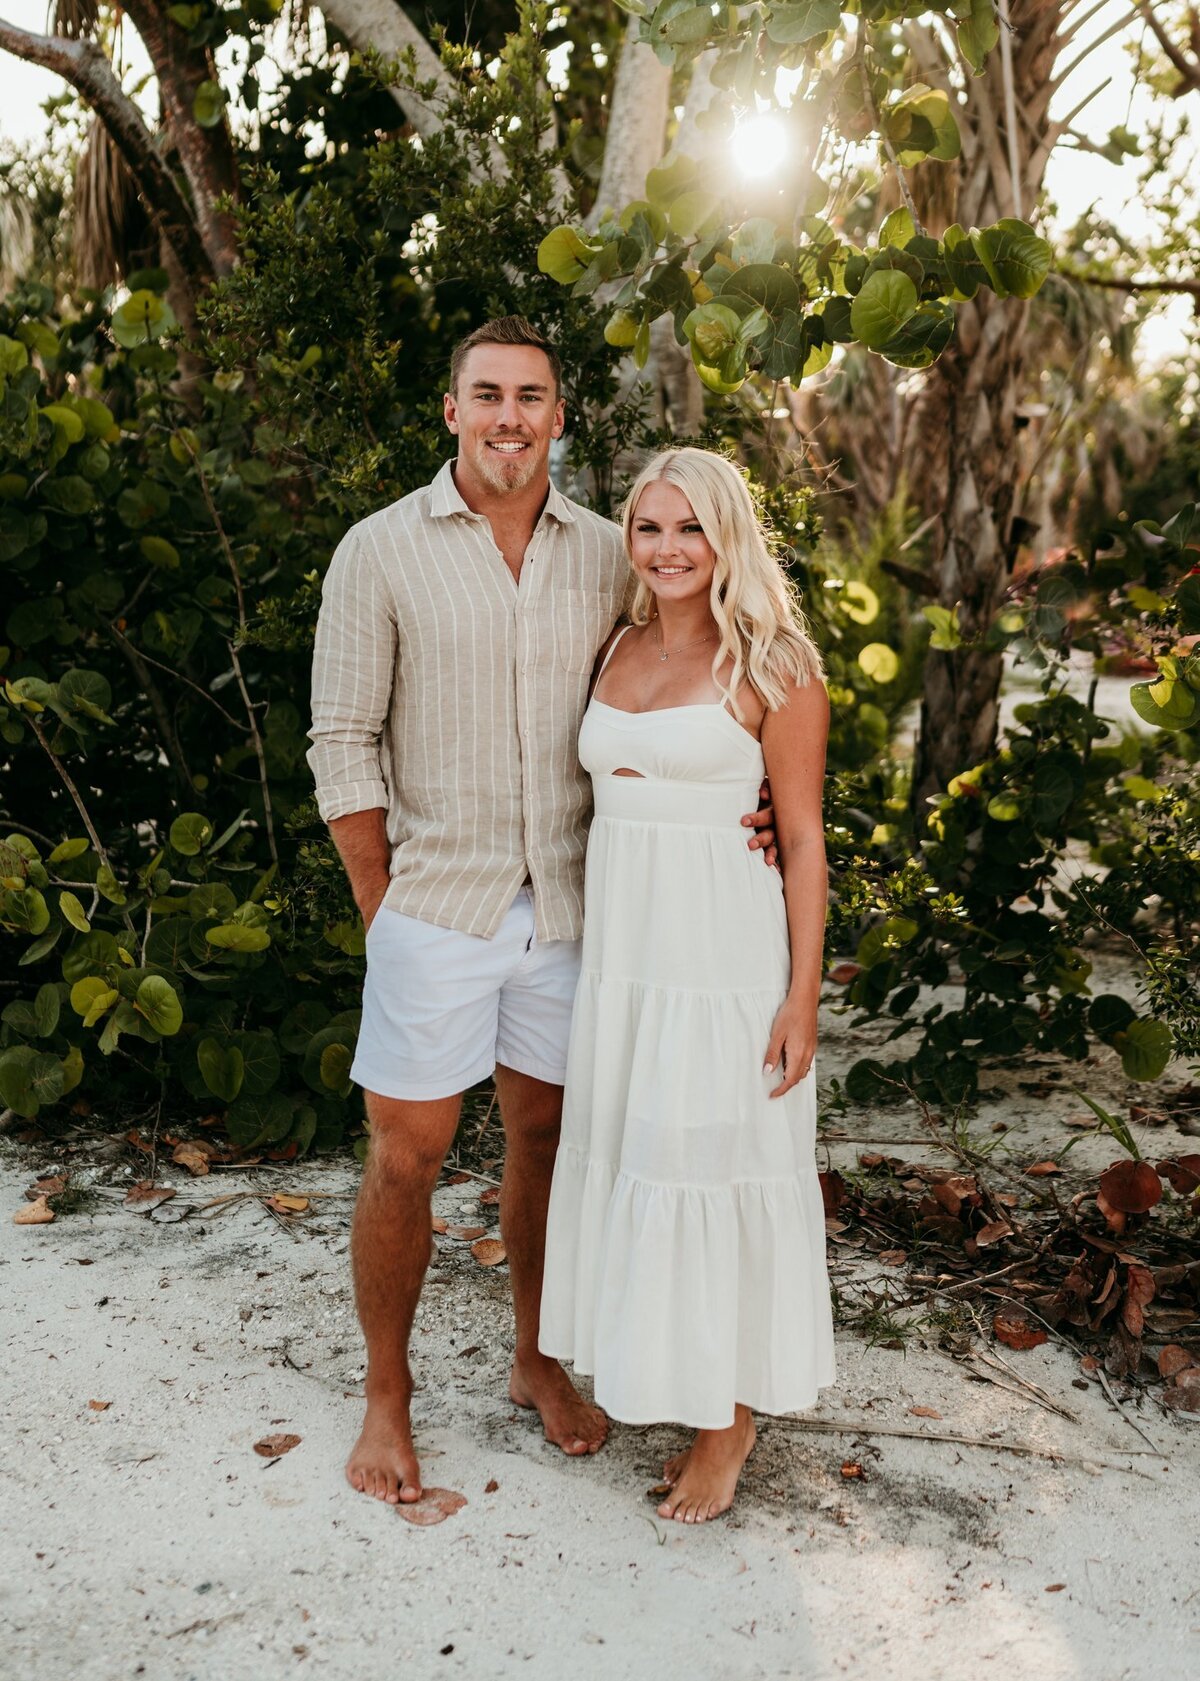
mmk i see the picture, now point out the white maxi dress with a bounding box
[539,632,836,1429]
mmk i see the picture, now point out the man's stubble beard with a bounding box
[474,438,544,495]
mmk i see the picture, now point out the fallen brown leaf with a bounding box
[1099,1160,1162,1215]
[253,1433,301,1458]
[471,1237,506,1267]
[975,1220,1013,1248]
[87,1399,111,1412]
[1174,1367,1200,1390]
[444,1172,472,1186]
[1158,1155,1200,1196]
[878,1248,907,1266]
[1158,1344,1193,1380]
[819,1170,846,1218]
[1163,1388,1200,1412]
[14,1197,54,1225]
[395,1487,467,1526]
[125,1129,153,1154]
[1062,1114,1098,1130]
[1120,1263,1156,1338]
[172,1142,212,1177]
[1045,1583,1066,1593]
[484,1478,499,1493]
[993,1311,1048,1351]
[1025,1160,1062,1177]
[430,1216,449,1234]
[123,1183,176,1212]
[28,1175,66,1199]
[445,1224,487,1241]
[827,962,861,985]
[840,1461,866,1480]
[910,1406,942,1419]
[479,1186,501,1206]
[265,1195,309,1215]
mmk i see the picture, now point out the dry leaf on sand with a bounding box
[479,1186,501,1206]
[840,1461,866,1480]
[14,1197,54,1225]
[396,1488,467,1527]
[431,1216,449,1234]
[264,1195,309,1215]
[910,1405,942,1419]
[88,1399,111,1412]
[124,1182,176,1212]
[253,1433,301,1458]
[172,1142,212,1177]
[993,1311,1048,1351]
[470,1237,506,1266]
[445,1224,486,1241]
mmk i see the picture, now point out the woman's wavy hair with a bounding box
[621,447,824,713]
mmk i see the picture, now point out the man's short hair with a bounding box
[449,316,562,397]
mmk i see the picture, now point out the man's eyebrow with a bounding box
[469,379,550,394]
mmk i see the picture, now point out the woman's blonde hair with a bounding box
[621,447,825,713]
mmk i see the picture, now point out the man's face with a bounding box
[444,344,565,496]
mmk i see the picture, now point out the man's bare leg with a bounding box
[345,1088,461,1503]
[494,1064,608,1455]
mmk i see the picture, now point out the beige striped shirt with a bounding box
[306,460,629,941]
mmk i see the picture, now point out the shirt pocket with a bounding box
[553,587,614,675]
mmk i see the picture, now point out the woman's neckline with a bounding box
[589,696,761,744]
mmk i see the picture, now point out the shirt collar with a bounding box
[429,458,577,526]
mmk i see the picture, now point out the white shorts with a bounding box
[350,887,583,1102]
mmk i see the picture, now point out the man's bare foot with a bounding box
[509,1353,608,1456]
[656,1406,756,1524]
[345,1394,422,1504]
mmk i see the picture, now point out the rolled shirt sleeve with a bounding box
[306,528,396,822]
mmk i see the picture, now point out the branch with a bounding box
[314,0,463,139]
[1066,271,1200,299]
[26,714,137,936]
[0,16,213,285]
[1134,0,1200,92]
[1051,8,1141,92]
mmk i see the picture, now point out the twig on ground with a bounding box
[967,1348,1081,1422]
[773,1417,1160,1474]
[1095,1365,1161,1454]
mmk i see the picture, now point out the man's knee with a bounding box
[362,1091,460,1186]
[496,1069,564,1152]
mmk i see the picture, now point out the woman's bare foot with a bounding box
[662,1445,690,1486]
[345,1394,422,1504]
[510,1353,608,1455]
[656,1407,756,1524]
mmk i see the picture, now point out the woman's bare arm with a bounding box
[758,676,830,1097]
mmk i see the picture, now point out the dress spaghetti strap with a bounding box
[594,623,635,685]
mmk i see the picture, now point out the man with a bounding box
[307,317,774,1505]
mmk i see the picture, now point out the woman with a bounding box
[539,446,836,1524]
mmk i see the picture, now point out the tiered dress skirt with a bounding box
[539,756,836,1429]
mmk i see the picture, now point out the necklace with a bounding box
[652,620,717,663]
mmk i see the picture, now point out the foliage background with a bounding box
[0,1,1197,1158]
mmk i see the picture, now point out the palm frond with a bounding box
[72,114,147,288]
[53,0,102,40]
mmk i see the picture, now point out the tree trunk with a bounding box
[122,0,240,277]
[906,1,1070,810]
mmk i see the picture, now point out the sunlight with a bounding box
[731,110,790,179]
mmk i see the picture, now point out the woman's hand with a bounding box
[763,996,817,1098]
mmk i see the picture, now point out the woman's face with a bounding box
[629,480,718,608]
